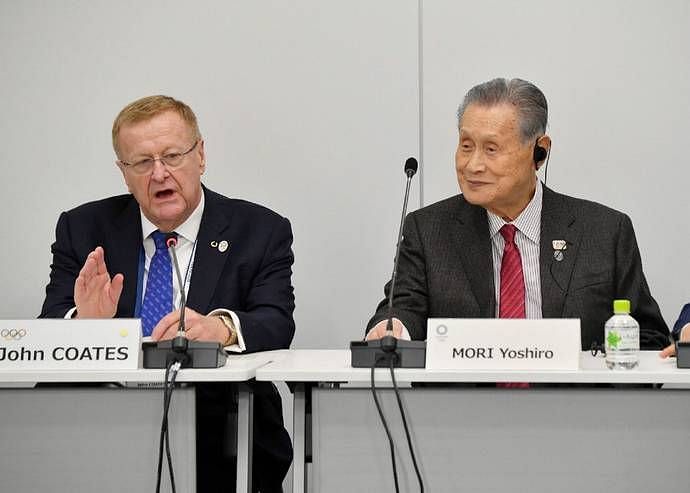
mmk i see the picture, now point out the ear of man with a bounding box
[533,135,551,170]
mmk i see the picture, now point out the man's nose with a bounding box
[464,149,485,173]
[150,159,169,181]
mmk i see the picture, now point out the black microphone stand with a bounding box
[142,235,227,369]
[167,236,190,362]
[351,158,426,368]
[380,163,415,356]
[352,158,427,492]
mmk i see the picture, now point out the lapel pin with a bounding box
[552,240,567,251]
[552,239,566,262]
[218,240,229,253]
[210,241,218,248]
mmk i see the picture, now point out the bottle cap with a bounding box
[613,299,631,314]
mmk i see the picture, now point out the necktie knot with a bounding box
[151,231,169,252]
[500,224,517,245]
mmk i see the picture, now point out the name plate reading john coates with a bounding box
[426,318,580,371]
[0,319,141,370]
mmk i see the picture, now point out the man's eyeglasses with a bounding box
[118,140,199,175]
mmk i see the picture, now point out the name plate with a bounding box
[0,319,141,370]
[426,318,580,370]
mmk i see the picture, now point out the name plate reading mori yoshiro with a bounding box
[426,318,580,371]
[0,319,141,370]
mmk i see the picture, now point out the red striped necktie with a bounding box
[499,224,525,319]
[498,224,529,389]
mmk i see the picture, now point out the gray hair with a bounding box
[456,78,548,143]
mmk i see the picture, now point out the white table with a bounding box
[258,350,690,493]
[0,349,286,493]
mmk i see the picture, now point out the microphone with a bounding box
[350,157,425,368]
[143,233,227,368]
[404,156,418,177]
[142,233,227,369]
[165,234,188,354]
[382,157,418,352]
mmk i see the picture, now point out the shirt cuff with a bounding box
[64,307,77,319]
[208,308,246,353]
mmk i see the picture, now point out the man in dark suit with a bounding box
[40,95,293,492]
[366,78,670,351]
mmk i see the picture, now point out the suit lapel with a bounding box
[186,189,233,314]
[453,198,495,317]
[539,186,580,318]
[107,197,142,317]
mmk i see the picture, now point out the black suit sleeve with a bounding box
[39,212,81,318]
[672,304,690,340]
[366,213,429,340]
[614,214,670,349]
[234,216,295,352]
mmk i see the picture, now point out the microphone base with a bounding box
[350,339,426,368]
[143,340,227,369]
[676,342,690,368]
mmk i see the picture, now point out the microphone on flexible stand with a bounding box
[350,158,427,492]
[165,234,189,356]
[380,157,418,355]
[350,157,426,368]
[142,234,227,369]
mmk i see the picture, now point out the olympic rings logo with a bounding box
[1,329,27,340]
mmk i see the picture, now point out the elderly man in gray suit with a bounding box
[366,78,670,352]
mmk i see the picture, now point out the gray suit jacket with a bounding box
[367,185,670,350]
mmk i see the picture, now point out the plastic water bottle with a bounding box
[604,299,639,370]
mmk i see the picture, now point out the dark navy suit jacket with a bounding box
[40,186,295,351]
[40,185,295,491]
[673,304,690,339]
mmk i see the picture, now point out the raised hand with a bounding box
[74,246,124,318]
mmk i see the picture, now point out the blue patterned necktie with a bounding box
[140,231,173,336]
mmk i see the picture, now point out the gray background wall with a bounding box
[2,1,688,490]
[1,0,688,343]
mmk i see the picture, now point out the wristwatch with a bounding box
[217,314,237,346]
